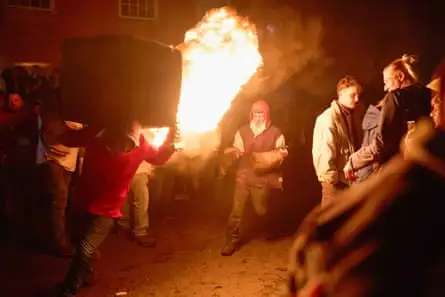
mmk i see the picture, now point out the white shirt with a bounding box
[36,116,83,172]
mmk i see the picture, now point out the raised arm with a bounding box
[146,145,175,165]
[141,130,175,165]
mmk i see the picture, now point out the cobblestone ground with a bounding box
[80,217,292,297]
[1,206,295,297]
[1,135,318,297]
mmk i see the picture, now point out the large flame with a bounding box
[176,7,263,147]
[141,127,169,149]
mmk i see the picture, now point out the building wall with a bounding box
[0,0,197,66]
[195,0,231,18]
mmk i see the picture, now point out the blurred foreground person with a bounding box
[55,119,176,297]
[286,61,445,297]
[312,76,362,206]
[288,118,445,297]
[427,76,441,126]
[221,100,287,256]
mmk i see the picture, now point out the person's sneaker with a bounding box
[134,235,157,247]
[221,242,238,256]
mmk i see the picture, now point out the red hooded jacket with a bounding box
[59,127,174,218]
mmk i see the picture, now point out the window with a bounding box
[7,0,53,10]
[120,0,157,20]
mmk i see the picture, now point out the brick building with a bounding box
[0,0,220,68]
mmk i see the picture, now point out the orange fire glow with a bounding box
[176,7,263,144]
[141,127,170,149]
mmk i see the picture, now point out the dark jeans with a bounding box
[2,165,35,235]
[225,182,270,244]
[151,167,175,218]
[59,212,114,296]
[38,161,72,247]
[0,166,12,235]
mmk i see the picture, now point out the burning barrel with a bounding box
[59,34,182,128]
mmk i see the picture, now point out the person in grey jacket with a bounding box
[354,101,383,183]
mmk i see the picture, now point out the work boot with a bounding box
[221,241,238,256]
[58,253,93,296]
[134,235,157,247]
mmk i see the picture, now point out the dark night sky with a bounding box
[230,0,445,101]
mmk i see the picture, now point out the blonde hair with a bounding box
[385,54,420,84]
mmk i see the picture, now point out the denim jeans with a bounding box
[38,161,72,247]
[3,165,35,236]
[118,173,150,237]
[225,182,270,244]
[59,212,114,296]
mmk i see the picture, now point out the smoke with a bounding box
[140,128,218,183]
[157,130,221,180]
[242,5,334,98]
[155,6,334,179]
[158,6,260,178]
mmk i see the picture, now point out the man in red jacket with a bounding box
[0,93,39,238]
[56,119,176,297]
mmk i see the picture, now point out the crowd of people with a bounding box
[0,52,443,297]
[0,65,164,254]
[288,56,445,297]
[0,66,180,296]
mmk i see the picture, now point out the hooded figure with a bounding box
[221,100,287,257]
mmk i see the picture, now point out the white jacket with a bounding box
[312,100,356,185]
